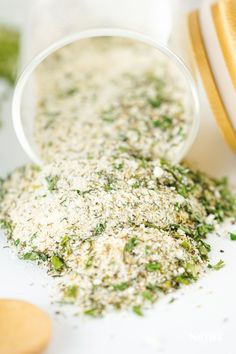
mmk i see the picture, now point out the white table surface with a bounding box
[0,1,236,354]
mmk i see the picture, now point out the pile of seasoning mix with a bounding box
[0,37,236,316]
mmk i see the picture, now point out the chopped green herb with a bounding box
[152,115,173,131]
[180,240,191,250]
[101,108,116,123]
[177,185,189,198]
[51,255,64,271]
[198,241,211,259]
[94,223,106,236]
[196,223,214,237]
[84,307,103,317]
[142,290,155,302]
[85,255,94,268]
[65,87,78,96]
[229,232,236,241]
[39,253,48,262]
[158,280,172,291]
[124,237,139,253]
[14,238,20,246]
[0,219,13,235]
[113,161,124,171]
[45,175,59,191]
[64,285,78,300]
[113,282,130,291]
[22,252,39,261]
[77,188,93,196]
[208,259,225,270]
[144,222,159,229]
[148,96,163,108]
[132,180,141,189]
[185,263,198,279]
[145,262,161,272]
[103,175,116,191]
[145,245,152,256]
[175,276,190,285]
[140,158,148,168]
[133,305,143,316]
[60,235,70,248]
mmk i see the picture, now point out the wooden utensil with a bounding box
[0,299,52,354]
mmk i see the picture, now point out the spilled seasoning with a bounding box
[0,37,236,316]
[0,155,235,315]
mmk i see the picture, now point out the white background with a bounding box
[0,1,236,353]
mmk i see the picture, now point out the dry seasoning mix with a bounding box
[1,156,235,315]
[34,37,191,163]
[0,37,236,316]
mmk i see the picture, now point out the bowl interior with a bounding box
[12,29,199,165]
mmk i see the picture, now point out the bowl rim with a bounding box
[12,27,200,165]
